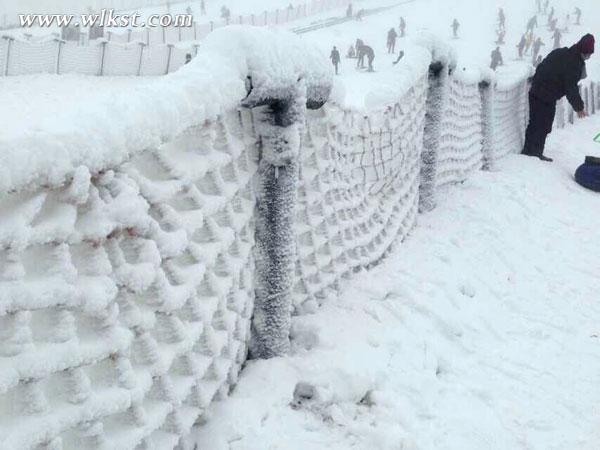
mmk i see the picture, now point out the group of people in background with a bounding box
[490,3,585,72]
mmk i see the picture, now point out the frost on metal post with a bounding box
[231,28,332,359]
[419,60,450,212]
[479,78,496,170]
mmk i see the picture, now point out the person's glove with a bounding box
[577,110,588,119]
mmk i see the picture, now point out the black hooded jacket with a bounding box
[530,46,586,111]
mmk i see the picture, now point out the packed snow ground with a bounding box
[190,115,600,450]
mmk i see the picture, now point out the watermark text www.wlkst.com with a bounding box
[19,10,193,28]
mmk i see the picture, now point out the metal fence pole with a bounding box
[99,41,108,76]
[165,43,173,74]
[137,42,146,76]
[55,38,65,75]
[2,36,14,76]
[419,61,450,212]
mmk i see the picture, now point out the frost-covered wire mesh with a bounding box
[103,42,141,76]
[293,76,428,310]
[59,42,103,75]
[0,110,259,450]
[489,79,529,160]
[139,44,171,75]
[436,76,484,189]
[6,39,58,76]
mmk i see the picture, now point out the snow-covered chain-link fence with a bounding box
[1,28,598,449]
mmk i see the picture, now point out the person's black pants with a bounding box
[523,92,556,157]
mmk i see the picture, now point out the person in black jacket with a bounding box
[522,34,594,162]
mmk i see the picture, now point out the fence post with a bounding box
[479,79,496,170]
[54,38,65,75]
[243,75,331,359]
[162,26,166,44]
[264,11,268,25]
[165,43,173,74]
[251,14,255,25]
[419,61,450,212]
[137,42,146,76]
[2,35,14,76]
[107,31,112,41]
[178,25,182,42]
[210,21,214,32]
[193,21,197,40]
[193,43,200,56]
[276,9,279,24]
[146,28,150,45]
[127,28,132,43]
[99,41,108,76]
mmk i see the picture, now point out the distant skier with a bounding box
[399,17,406,37]
[543,0,549,14]
[547,7,554,26]
[330,46,341,74]
[553,28,562,49]
[346,44,355,58]
[498,8,505,31]
[185,53,192,64]
[356,42,375,71]
[393,50,405,65]
[536,0,542,13]
[517,34,526,58]
[532,37,545,64]
[549,18,557,32]
[524,31,534,55]
[496,29,505,45]
[201,0,206,15]
[387,27,398,53]
[356,9,364,21]
[356,38,365,67]
[526,15,537,32]
[574,7,581,25]
[562,14,570,33]
[451,19,460,38]
[346,3,353,18]
[490,46,504,70]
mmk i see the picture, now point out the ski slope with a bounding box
[189,111,600,450]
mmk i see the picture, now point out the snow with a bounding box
[0,26,330,195]
[190,115,600,450]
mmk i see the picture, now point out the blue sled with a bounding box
[575,156,600,192]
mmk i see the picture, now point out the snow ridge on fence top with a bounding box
[0,27,331,196]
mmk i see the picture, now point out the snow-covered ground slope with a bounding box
[190,115,600,450]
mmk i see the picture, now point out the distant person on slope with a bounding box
[531,37,545,64]
[574,7,582,25]
[346,3,353,18]
[357,44,375,71]
[517,34,526,58]
[387,27,398,54]
[201,0,206,15]
[553,28,562,49]
[522,34,594,162]
[452,19,460,38]
[330,46,341,74]
[490,46,504,70]
[400,17,406,37]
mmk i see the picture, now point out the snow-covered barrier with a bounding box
[0,36,197,77]
[293,78,428,310]
[0,27,331,449]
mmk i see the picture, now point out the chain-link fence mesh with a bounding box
[0,109,259,450]
[293,76,428,311]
